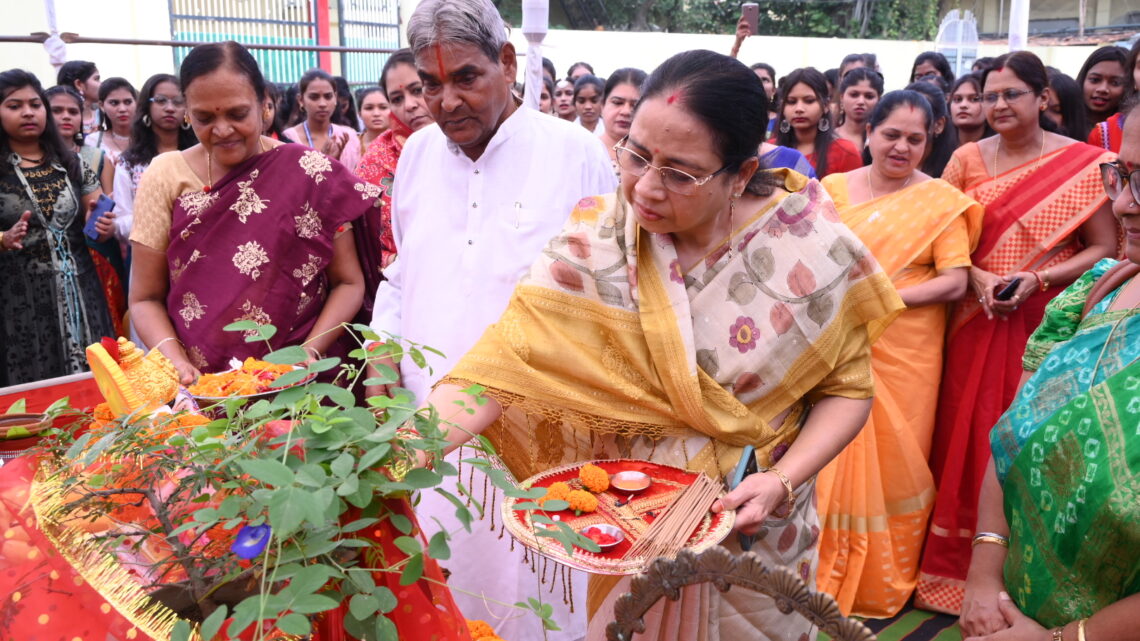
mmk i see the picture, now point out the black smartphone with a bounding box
[84,194,115,240]
[995,277,1023,301]
[741,3,759,35]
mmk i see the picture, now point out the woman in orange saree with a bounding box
[915,51,1118,615]
[816,91,983,618]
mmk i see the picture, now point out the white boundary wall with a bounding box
[2,0,1097,92]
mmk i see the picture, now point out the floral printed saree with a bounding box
[165,144,383,372]
[441,169,903,639]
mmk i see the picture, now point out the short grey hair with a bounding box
[406,0,509,64]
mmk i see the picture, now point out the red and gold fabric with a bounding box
[916,141,1113,614]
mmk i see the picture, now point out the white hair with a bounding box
[406,0,510,63]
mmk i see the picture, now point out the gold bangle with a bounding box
[153,336,183,351]
[1052,627,1065,641]
[971,533,1010,548]
[1077,618,1088,641]
[764,466,796,513]
[1040,269,1051,291]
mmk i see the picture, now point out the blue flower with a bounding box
[230,524,271,559]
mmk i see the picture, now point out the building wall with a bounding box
[1,1,1099,91]
[941,0,1136,35]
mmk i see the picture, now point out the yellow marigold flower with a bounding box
[540,481,572,507]
[567,489,599,514]
[579,463,609,493]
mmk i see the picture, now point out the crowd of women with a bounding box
[0,16,1137,640]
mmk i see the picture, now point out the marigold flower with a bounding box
[466,620,498,639]
[567,489,598,514]
[540,481,572,508]
[578,463,609,493]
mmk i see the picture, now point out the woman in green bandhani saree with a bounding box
[959,103,1140,641]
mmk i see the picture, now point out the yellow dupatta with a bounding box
[441,170,903,483]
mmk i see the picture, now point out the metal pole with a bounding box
[9,32,399,54]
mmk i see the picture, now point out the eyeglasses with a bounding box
[613,138,729,196]
[950,94,982,104]
[149,96,186,107]
[980,89,1033,105]
[1100,162,1140,203]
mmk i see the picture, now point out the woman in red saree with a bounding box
[916,51,1119,615]
[354,48,434,270]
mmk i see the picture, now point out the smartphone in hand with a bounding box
[83,194,115,241]
[742,2,759,35]
[995,277,1023,301]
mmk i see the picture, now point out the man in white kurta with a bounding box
[369,2,615,638]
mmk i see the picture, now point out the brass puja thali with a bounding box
[501,459,735,575]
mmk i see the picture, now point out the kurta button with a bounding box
[474,169,480,174]
[472,202,478,208]
[468,239,474,245]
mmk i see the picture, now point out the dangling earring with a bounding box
[99,118,108,131]
[779,119,791,133]
[725,195,739,261]
[142,114,152,127]
[818,117,830,132]
[182,115,192,130]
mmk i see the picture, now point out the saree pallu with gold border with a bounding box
[990,259,1140,626]
[441,170,903,640]
[815,177,983,617]
[917,142,1114,614]
[165,144,384,373]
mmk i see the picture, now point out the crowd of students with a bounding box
[1,12,1139,639]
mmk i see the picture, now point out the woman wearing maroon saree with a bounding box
[916,51,1118,615]
[126,41,470,641]
[129,42,384,382]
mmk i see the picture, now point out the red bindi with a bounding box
[666,91,681,105]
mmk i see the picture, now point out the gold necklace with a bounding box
[993,130,1046,178]
[866,169,912,200]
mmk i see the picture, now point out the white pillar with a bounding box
[521,0,548,111]
[1008,0,1030,51]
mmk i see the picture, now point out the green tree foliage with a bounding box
[493,0,939,40]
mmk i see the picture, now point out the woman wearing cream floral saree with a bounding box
[417,50,903,640]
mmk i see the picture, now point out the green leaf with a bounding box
[171,618,191,641]
[295,463,328,488]
[289,593,339,614]
[268,487,306,536]
[337,473,360,497]
[331,452,354,479]
[309,383,355,408]
[399,553,424,585]
[275,612,311,636]
[375,586,397,614]
[390,513,413,535]
[290,564,338,595]
[307,357,340,373]
[403,467,441,489]
[393,535,421,556]
[5,398,26,414]
[223,320,259,332]
[342,517,380,534]
[200,604,228,640]
[427,531,450,560]
[347,567,377,593]
[264,346,309,365]
[349,592,380,620]
[239,459,294,487]
[273,368,312,388]
[375,614,398,641]
[356,443,392,471]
